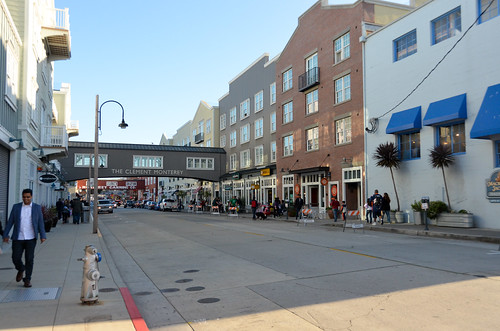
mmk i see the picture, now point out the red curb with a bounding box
[119,287,149,331]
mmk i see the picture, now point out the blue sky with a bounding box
[54,0,408,144]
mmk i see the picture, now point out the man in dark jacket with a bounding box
[70,195,83,224]
[294,195,304,220]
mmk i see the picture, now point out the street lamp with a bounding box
[93,95,128,234]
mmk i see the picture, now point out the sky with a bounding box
[54,0,409,145]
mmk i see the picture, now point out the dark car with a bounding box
[124,200,135,208]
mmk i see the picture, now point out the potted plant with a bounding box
[50,206,59,227]
[427,200,449,225]
[41,205,55,232]
[411,200,424,225]
[373,142,402,212]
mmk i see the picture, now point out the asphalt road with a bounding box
[99,208,500,330]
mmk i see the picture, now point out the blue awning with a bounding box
[470,84,500,139]
[386,106,422,134]
[423,93,467,126]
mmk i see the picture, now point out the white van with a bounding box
[159,199,177,211]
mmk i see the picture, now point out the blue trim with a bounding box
[436,122,466,154]
[496,140,500,167]
[478,0,500,24]
[423,93,467,126]
[386,106,422,134]
[470,83,500,139]
[431,6,461,45]
[393,29,417,62]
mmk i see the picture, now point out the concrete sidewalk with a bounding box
[0,221,136,331]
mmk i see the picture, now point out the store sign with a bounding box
[39,173,57,184]
[232,173,240,179]
[224,185,233,190]
[320,177,328,186]
[487,170,500,202]
[330,184,338,199]
[260,168,271,176]
[251,184,260,190]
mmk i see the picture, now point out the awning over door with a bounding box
[470,83,500,139]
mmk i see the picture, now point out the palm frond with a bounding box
[372,142,401,169]
[429,144,454,169]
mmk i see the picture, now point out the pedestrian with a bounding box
[251,198,257,219]
[70,195,83,224]
[2,188,46,288]
[273,197,280,218]
[370,189,383,225]
[294,195,304,220]
[56,198,64,220]
[341,201,347,221]
[330,197,340,222]
[364,199,373,224]
[381,193,391,224]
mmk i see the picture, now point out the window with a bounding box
[438,122,465,154]
[220,114,226,130]
[230,107,237,125]
[334,32,350,63]
[283,101,293,124]
[198,120,204,134]
[270,112,276,132]
[432,7,461,45]
[255,91,263,112]
[206,119,211,133]
[230,153,237,170]
[230,130,237,147]
[335,117,351,144]
[283,68,293,91]
[206,139,211,147]
[240,124,250,143]
[479,0,499,23]
[335,74,351,103]
[283,134,293,156]
[399,132,421,160]
[394,30,417,61]
[496,140,500,167]
[74,153,106,167]
[306,127,319,151]
[192,129,197,139]
[270,141,277,162]
[270,82,276,104]
[255,118,264,138]
[306,90,319,114]
[133,155,163,169]
[220,135,226,147]
[240,99,250,119]
[255,145,264,165]
[186,157,214,170]
[5,41,19,107]
[240,150,250,168]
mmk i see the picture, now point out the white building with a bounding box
[364,0,500,228]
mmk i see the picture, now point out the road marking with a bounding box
[245,232,264,236]
[119,287,149,331]
[330,248,378,259]
[487,251,500,255]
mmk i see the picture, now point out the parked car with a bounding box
[124,200,135,208]
[159,198,178,211]
[145,201,156,210]
[97,199,114,214]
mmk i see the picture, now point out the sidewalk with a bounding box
[234,211,500,244]
[0,221,137,331]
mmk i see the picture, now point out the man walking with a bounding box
[330,197,340,222]
[294,195,304,220]
[3,189,46,287]
[70,194,83,224]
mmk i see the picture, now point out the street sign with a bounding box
[39,173,57,184]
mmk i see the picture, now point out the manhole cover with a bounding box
[198,298,220,304]
[0,288,61,303]
[175,279,193,283]
[161,288,180,293]
[0,267,14,271]
[183,269,200,273]
[134,291,153,296]
[186,286,205,292]
[100,288,118,293]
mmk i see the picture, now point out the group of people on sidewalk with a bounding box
[56,195,83,224]
[251,197,286,220]
[365,189,392,225]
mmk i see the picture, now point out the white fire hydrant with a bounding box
[78,245,101,303]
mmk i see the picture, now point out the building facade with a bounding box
[275,0,415,212]
[219,54,277,207]
[364,0,500,228]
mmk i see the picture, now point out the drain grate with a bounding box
[186,286,205,292]
[0,287,61,303]
[198,298,220,304]
[161,288,180,293]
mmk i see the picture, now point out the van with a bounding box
[159,199,177,211]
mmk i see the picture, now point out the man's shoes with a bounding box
[23,280,32,288]
[16,270,23,282]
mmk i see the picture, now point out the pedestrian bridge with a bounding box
[59,141,226,182]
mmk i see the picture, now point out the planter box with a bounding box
[413,211,423,225]
[436,213,474,228]
[395,211,405,223]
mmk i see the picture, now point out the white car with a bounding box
[97,200,114,214]
[159,199,177,211]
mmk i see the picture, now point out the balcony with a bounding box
[298,67,320,92]
[41,125,68,160]
[67,120,79,138]
[41,8,71,61]
[194,132,204,144]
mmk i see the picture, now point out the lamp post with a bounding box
[93,95,128,234]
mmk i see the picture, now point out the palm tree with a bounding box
[429,144,454,210]
[373,142,401,211]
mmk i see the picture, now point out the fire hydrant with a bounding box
[78,245,102,303]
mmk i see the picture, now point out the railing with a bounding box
[194,132,204,144]
[298,67,320,92]
[43,8,70,30]
[68,120,79,130]
[42,125,68,148]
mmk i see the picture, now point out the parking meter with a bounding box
[421,196,430,230]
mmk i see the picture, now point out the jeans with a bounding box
[382,210,391,224]
[333,209,338,222]
[12,239,37,281]
[73,212,81,224]
[366,210,372,223]
[252,207,256,219]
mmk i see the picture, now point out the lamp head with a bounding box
[118,120,128,129]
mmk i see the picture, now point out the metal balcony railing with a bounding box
[298,67,320,92]
[194,132,204,144]
[42,8,70,30]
